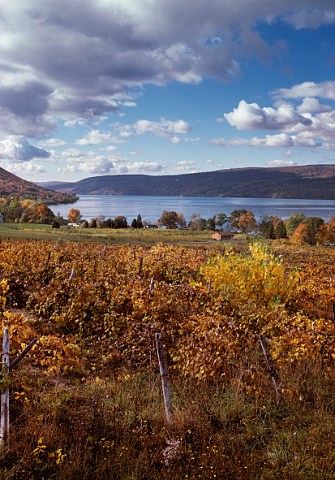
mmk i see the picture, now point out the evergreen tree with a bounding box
[274,219,287,239]
[207,216,216,231]
[258,215,275,239]
[136,214,143,228]
[302,217,324,245]
[104,218,113,228]
[216,213,229,229]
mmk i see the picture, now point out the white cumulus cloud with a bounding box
[267,159,298,167]
[0,136,50,161]
[211,133,319,148]
[76,129,114,146]
[119,118,192,142]
[223,100,312,130]
[274,81,335,101]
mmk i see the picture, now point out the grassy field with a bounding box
[0,222,230,244]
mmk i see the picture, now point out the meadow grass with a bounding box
[3,360,335,480]
[0,223,218,244]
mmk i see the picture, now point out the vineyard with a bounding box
[0,237,335,479]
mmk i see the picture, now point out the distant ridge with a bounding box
[39,164,335,200]
[0,167,77,204]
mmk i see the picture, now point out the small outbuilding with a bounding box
[211,231,235,241]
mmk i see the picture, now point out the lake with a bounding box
[50,195,335,223]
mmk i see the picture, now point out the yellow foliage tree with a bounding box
[290,223,310,245]
[201,242,299,331]
[316,224,335,245]
[67,208,82,224]
[237,210,257,233]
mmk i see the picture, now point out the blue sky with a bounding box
[0,1,335,182]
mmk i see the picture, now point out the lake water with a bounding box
[50,195,335,223]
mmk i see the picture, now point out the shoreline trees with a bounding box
[0,198,333,245]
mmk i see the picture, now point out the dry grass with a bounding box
[0,358,335,479]
[0,223,220,245]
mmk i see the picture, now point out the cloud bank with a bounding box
[213,80,335,152]
[1,2,335,179]
[1,1,335,139]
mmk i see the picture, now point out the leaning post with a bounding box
[155,333,173,424]
[259,334,281,401]
[0,327,10,447]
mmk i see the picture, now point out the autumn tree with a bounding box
[158,211,186,229]
[316,223,335,245]
[237,210,257,233]
[114,216,128,228]
[1,199,24,222]
[285,213,305,237]
[67,208,82,224]
[290,223,310,245]
[36,203,55,224]
[229,209,247,231]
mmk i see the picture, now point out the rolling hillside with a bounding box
[39,164,335,199]
[0,167,77,204]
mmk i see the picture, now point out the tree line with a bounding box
[155,209,335,246]
[0,198,56,224]
[158,209,335,245]
[1,200,334,245]
[68,207,335,246]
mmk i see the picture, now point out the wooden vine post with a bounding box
[155,333,173,424]
[68,267,76,286]
[0,327,10,447]
[259,334,281,401]
[0,329,38,448]
[138,257,143,279]
[207,280,212,294]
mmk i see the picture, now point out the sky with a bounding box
[1,1,335,183]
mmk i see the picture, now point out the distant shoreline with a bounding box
[50,195,335,223]
[38,164,335,200]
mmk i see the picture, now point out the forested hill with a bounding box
[39,164,335,200]
[0,167,77,204]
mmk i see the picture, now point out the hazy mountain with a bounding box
[38,164,335,200]
[0,167,77,204]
